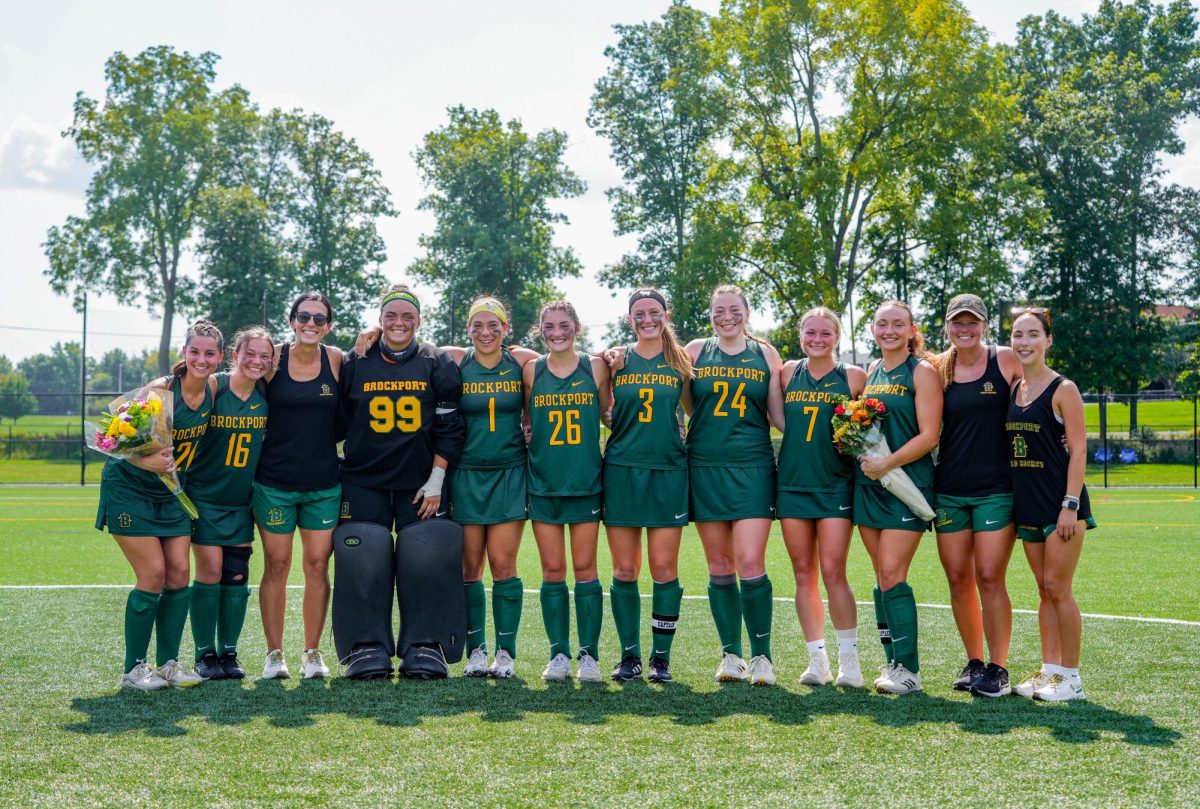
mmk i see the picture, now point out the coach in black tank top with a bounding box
[251,292,346,682]
[932,294,1024,698]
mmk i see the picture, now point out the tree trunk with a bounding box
[158,274,175,376]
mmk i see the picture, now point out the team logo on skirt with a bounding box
[340,501,351,519]
[117,513,133,529]
[266,507,285,527]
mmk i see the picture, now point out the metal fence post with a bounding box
[1100,395,1108,488]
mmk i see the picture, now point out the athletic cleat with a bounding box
[488,649,515,679]
[120,661,169,691]
[220,651,246,680]
[262,649,290,680]
[647,656,673,683]
[970,663,1011,698]
[156,659,204,688]
[399,644,448,679]
[577,652,602,683]
[873,662,896,689]
[799,652,833,686]
[611,655,643,681]
[953,658,987,691]
[876,663,922,694]
[835,652,865,688]
[301,649,329,679]
[542,653,572,682]
[715,652,748,682]
[463,647,489,678]
[748,655,777,686]
[194,650,226,681]
[1013,670,1049,698]
[1033,673,1085,702]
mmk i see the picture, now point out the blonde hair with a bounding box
[798,306,843,343]
[711,283,766,346]
[630,287,692,379]
[171,319,225,383]
[873,300,934,362]
[230,326,275,369]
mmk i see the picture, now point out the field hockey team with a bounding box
[98,285,1094,702]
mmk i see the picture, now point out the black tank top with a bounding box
[936,346,1011,496]
[1006,376,1091,526]
[255,343,340,491]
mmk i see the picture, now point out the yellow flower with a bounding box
[117,420,137,438]
[144,399,162,416]
[833,424,849,441]
[105,421,120,438]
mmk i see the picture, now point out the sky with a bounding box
[1,0,1196,365]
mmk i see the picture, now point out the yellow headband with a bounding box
[467,299,508,326]
[381,289,420,312]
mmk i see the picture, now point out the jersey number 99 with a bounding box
[369,395,421,433]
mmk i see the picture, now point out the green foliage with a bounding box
[0,373,38,423]
[409,106,585,345]
[16,343,88,415]
[0,355,12,375]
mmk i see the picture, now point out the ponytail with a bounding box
[660,319,693,380]
[171,319,225,387]
[937,345,957,392]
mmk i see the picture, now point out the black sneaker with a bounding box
[969,663,1011,698]
[194,650,226,681]
[610,655,643,681]
[647,657,673,683]
[953,658,986,691]
[399,645,448,680]
[220,651,246,680]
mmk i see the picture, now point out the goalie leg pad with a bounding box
[394,518,468,665]
[332,521,396,679]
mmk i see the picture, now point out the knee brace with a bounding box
[220,546,253,586]
[395,518,467,664]
[332,521,396,678]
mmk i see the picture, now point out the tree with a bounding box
[44,47,226,375]
[409,106,585,345]
[0,373,38,424]
[0,355,11,375]
[17,343,88,415]
[588,2,735,341]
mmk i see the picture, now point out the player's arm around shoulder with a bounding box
[846,363,868,398]
[912,360,944,455]
[509,346,539,367]
[591,355,614,427]
[761,341,785,430]
[995,345,1022,386]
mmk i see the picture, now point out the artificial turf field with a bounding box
[1,486,1197,807]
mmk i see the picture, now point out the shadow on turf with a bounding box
[65,677,1181,746]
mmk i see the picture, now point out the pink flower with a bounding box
[96,435,118,452]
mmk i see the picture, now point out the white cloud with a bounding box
[0,115,90,192]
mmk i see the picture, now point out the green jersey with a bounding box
[687,337,774,467]
[185,373,268,507]
[527,353,602,496]
[856,355,933,489]
[103,381,212,500]
[459,348,525,470]
[778,360,853,492]
[605,348,686,471]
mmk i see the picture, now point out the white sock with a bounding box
[835,628,857,655]
[806,639,827,656]
[1062,666,1080,679]
[1044,663,1065,677]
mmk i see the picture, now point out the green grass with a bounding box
[0,459,102,484]
[1086,462,1197,487]
[0,486,1197,805]
[1083,398,1196,433]
[2,414,87,436]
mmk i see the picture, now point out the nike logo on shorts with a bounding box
[902,517,916,522]
[985,519,1000,525]
[839,505,851,511]
[674,513,687,519]
[591,508,601,515]
[435,511,447,517]
[322,518,335,524]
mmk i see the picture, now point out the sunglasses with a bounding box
[1011,306,1051,328]
[294,312,329,326]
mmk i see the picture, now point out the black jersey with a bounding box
[256,344,340,491]
[1006,376,1091,526]
[936,347,1011,496]
[338,341,465,490]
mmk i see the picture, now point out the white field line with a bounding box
[2,584,1197,627]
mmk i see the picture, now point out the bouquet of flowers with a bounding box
[87,388,199,519]
[832,396,935,522]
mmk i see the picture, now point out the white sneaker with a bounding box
[835,652,865,688]
[715,652,748,683]
[1033,673,1085,702]
[1013,670,1050,698]
[120,661,169,691]
[748,654,777,686]
[489,649,515,679]
[301,648,329,679]
[876,663,922,694]
[464,647,489,677]
[542,653,572,682]
[800,651,833,685]
[156,659,203,687]
[873,662,896,689]
[577,652,602,683]
[262,649,290,680]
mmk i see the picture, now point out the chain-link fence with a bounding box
[2,390,1197,487]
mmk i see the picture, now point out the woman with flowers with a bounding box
[855,300,942,694]
[773,307,867,688]
[94,319,223,690]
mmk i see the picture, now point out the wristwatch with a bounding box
[1061,496,1080,512]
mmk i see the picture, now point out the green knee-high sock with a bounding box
[881,581,919,673]
[574,579,603,660]
[492,576,524,656]
[154,586,191,666]
[540,581,571,659]
[217,583,250,655]
[740,574,774,660]
[873,585,894,664]
[124,589,161,673]
[189,581,221,661]
[651,579,683,662]
[707,575,744,658]
[610,578,641,658]
[465,580,487,654]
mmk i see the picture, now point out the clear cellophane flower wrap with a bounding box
[832,396,935,522]
[86,387,199,519]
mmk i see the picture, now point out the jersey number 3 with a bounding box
[369,395,421,433]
